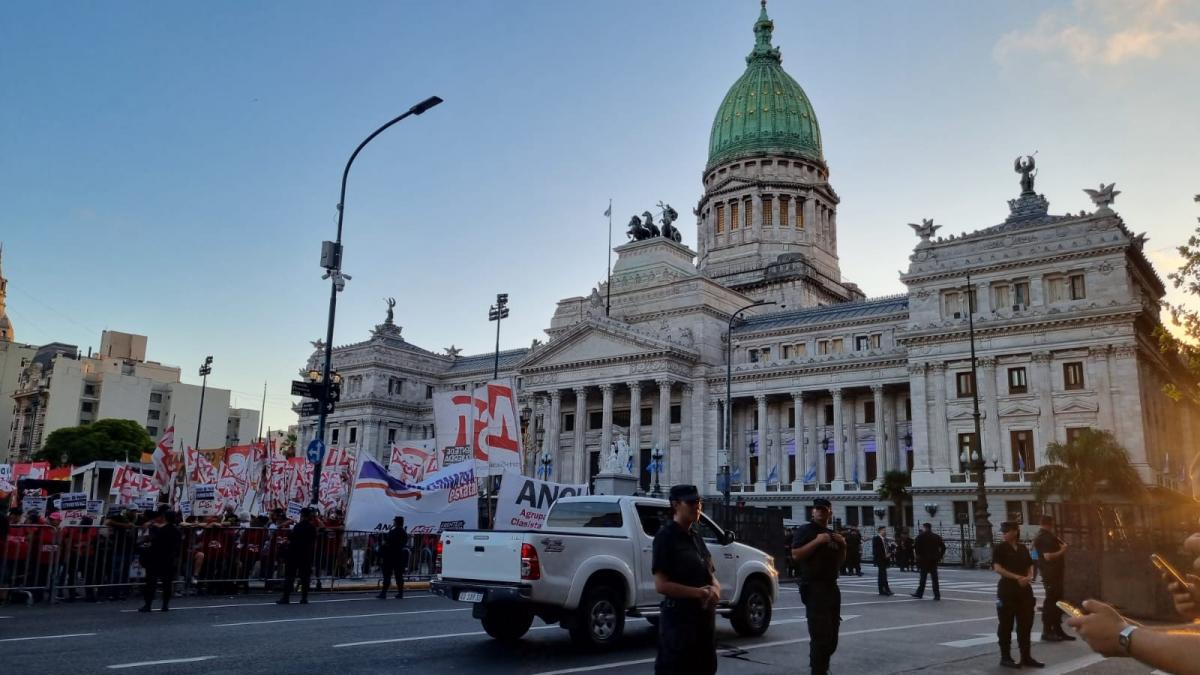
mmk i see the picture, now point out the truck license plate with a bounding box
[458,591,484,603]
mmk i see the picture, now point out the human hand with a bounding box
[1166,573,1200,619]
[816,533,832,546]
[830,533,846,547]
[1065,599,1130,657]
[705,584,720,609]
[1018,575,1032,588]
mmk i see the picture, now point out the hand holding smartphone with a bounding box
[1056,600,1084,618]
[1152,553,1189,587]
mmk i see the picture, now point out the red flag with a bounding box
[151,426,177,490]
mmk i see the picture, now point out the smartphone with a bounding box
[1055,600,1083,618]
[1151,553,1190,587]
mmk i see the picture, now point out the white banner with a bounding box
[433,379,523,477]
[194,483,216,501]
[346,455,477,534]
[494,475,587,530]
[60,492,88,510]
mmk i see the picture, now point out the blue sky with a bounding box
[2,1,1198,433]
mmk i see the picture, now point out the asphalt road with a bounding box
[1,569,1160,674]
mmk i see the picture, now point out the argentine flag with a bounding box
[767,464,779,485]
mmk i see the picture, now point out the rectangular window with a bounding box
[760,347,771,361]
[670,405,681,424]
[957,432,978,470]
[588,411,603,430]
[331,428,340,444]
[795,343,807,357]
[642,407,653,426]
[748,349,759,363]
[762,195,773,227]
[993,283,1012,311]
[544,501,624,528]
[730,201,738,231]
[855,335,870,351]
[788,406,796,428]
[1008,367,1028,394]
[779,195,790,228]
[1063,362,1085,390]
[782,345,792,359]
[1006,501,1025,525]
[796,199,805,229]
[956,371,976,398]
[147,409,159,420]
[743,198,752,228]
[84,384,96,396]
[1065,426,1088,445]
[425,385,434,399]
[953,501,971,526]
[1014,281,1030,307]
[1069,273,1086,300]
[817,340,829,355]
[863,401,876,424]
[943,291,964,318]
[824,404,834,426]
[150,392,163,403]
[612,409,631,428]
[147,426,157,436]
[831,338,844,353]
[349,427,358,444]
[387,428,396,444]
[562,412,575,432]
[870,334,881,349]
[905,397,911,421]
[716,204,725,233]
[1046,276,1068,303]
[81,401,94,413]
[1010,429,1034,472]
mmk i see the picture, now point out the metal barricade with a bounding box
[1,524,58,604]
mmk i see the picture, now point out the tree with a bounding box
[1156,194,1200,405]
[281,431,298,457]
[1032,429,1144,543]
[36,419,155,468]
[877,469,912,529]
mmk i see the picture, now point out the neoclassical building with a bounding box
[297,5,1196,529]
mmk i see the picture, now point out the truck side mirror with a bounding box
[722,530,737,546]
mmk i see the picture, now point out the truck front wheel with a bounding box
[569,585,625,648]
[730,578,772,637]
[481,605,535,641]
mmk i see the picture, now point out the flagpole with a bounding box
[257,381,267,443]
[605,198,613,317]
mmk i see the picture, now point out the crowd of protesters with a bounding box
[0,502,432,606]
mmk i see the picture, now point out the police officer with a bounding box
[792,498,845,675]
[378,516,409,599]
[1032,514,1073,642]
[652,484,719,675]
[994,521,1044,669]
[277,507,317,605]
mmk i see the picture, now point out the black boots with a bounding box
[1020,654,1045,668]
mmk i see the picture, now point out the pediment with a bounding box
[1053,397,1098,414]
[946,406,983,421]
[519,318,697,371]
[999,402,1041,417]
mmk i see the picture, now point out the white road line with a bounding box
[334,624,560,647]
[107,656,219,669]
[531,615,996,675]
[1040,653,1107,674]
[940,633,996,648]
[215,607,470,627]
[118,594,432,613]
[0,632,97,643]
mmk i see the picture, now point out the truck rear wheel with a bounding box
[730,578,772,637]
[569,585,624,648]
[482,606,535,641]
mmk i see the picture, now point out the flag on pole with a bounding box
[767,464,779,485]
[150,426,177,490]
[603,204,611,218]
[730,466,742,482]
[803,464,817,483]
[1017,451,1026,473]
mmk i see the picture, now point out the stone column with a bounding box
[930,362,949,471]
[792,392,805,489]
[776,398,788,489]
[627,381,642,454]
[980,357,1001,467]
[872,384,886,479]
[847,393,861,484]
[600,383,614,461]
[573,386,588,484]
[754,394,768,490]
[831,388,845,482]
[707,397,721,492]
[1031,352,1055,468]
[752,194,762,239]
[1090,346,1115,432]
[811,392,823,483]
[656,378,672,461]
[548,391,562,477]
[678,384,693,485]
[892,391,907,471]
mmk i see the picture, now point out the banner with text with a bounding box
[432,378,523,477]
[346,455,477,534]
[494,475,587,530]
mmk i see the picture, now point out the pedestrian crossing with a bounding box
[836,572,1044,598]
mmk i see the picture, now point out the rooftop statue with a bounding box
[1083,183,1121,213]
[383,297,396,324]
[1014,155,1037,195]
[658,202,682,243]
[908,218,941,244]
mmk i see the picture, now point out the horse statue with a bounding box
[626,214,651,241]
[657,202,682,242]
[641,211,660,238]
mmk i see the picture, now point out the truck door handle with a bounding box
[474,546,485,553]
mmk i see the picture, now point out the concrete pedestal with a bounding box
[592,472,638,496]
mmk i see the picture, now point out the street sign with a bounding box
[299,400,334,416]
[291,380,326,399]
[307,439,326,465]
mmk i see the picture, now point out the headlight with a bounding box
[765,557,778,577]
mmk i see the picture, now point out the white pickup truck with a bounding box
[431,495,779,648]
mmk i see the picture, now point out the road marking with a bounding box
[1040,653,1106,674]
[215,607,470,627]
[118,595,419,613]
[531,615,995,674]
[334,624,560,647]
[940,633,996,648]
[107,656,219,669]
[0,632,97,643]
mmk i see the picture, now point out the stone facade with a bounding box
[296,6,1198,529]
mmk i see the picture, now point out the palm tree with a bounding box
[1032,428,1144,545]
[877,469,912,530]
[281,431,298,457]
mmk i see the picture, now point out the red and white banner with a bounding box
[151,426,177,490]
[262,446,290,512]
[110,465,155,505]
[433,379,523,477]
[388,440,439,484]
[186,446,220,485]
[287,457,313,505]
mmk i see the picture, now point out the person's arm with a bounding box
[792,532,831,561]
[654,571,715,603]
[1166,573,1200,620]
[1068,600,1200,675]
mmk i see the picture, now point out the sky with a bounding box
[2,1,1198,434]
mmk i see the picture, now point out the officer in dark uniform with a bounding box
[993,521,1044,669]
[1032,514,1074,642]
[652,484,719,675]
[791,498,845,675]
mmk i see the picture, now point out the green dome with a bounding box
[707,3,823,171]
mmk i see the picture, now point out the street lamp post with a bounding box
[310,96,443,507]
[964,272,994,549]
[650,447,664,498]
[194,356,213,459]
[724,300,777,506]
[489,293,509,380]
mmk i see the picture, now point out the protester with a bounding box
[993,521,1042,668]
[1032,514,1073,642]
[378,516,409,599]
[911,523,945,600]
[139,506,181,612]
[651,484,718,675]
[871,526,893,596]
[792,498,844,675]
[277,507,316,604]
[846,527,863,577]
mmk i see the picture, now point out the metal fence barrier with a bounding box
[2,525,432,605]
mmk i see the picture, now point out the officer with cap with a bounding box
[652,484,720,675]
[277,507,317,605]
[993,521,1043,668]
[791,497,845,675]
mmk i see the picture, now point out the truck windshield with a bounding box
[545,501,624,528]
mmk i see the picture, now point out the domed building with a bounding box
[297,4,1197,536]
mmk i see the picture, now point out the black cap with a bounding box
[812,498,832,509]
[668,484,701,502]
[1000,521,1019,533]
